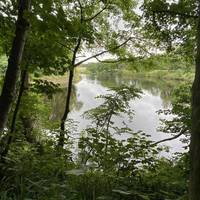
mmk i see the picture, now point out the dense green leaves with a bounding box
[142,0,197,56]
[0,0,193,199]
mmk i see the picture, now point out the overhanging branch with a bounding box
[74,37,133,67]
[94,56,137,63]
[153,128,188,145]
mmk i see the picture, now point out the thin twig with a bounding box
[84,5,108,21]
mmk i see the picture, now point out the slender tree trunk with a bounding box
[189,4,200,200]
[11,70,28,133]
[58,37,81,148]
[59,68,74,147]
[0,0,31,133]
[0,70,28,160]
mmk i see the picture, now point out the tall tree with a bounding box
[0,0,31,133]
[142,0,200,199]
[190,2,200,200]
[0,0,69,153]
[57,0,142,147]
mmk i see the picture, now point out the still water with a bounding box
[50,72,185,154]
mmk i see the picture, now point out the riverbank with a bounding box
[82,64,194,83]
[82,54,194,82]
[41,68,83,86]
[121,69,194,82]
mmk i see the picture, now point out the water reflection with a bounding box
[50,85,83,121]
[49,72,183,153]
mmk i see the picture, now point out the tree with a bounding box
[190,3,200,200]
[57,0,143,147]
[0,0,31,133]
[0,0,72,158]
[142,1,200,199]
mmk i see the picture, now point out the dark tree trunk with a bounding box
[189,4,200,200]
[59,68,74,147]
[58,37,81,148]
[11,69,28,133]
[0,0,31,133]
[0,69,28,160]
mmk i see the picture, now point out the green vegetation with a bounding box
[84,54,194,81]
[0,85,189,199]
[0,0,199,199]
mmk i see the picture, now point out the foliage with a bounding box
[79,86,158,171]
[84,54,194,80]
[142,0,197,58]
[0,0,193,199]
[158,83,191,147]
[31,79,62,99]
[0,55,7,75]
[0,85,188,199]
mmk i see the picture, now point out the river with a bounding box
[49,71,185,154]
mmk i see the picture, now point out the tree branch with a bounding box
[94,56,137,63]
[74,37,133,67]
[72,37,82,66]
[84,5,108,22]
[77,0,84,22]
[153,128,187,145]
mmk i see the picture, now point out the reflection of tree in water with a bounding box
[49,85,83,121]
[87,72,181,108]
[133,78,175,108]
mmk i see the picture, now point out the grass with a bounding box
[41,68,83,87]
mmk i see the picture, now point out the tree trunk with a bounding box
[0,69,28,160]
[189,4,200,200]
[58,25,81,148]
[0,0,31,133]
[59,68,74,147]
[11,69,28,133]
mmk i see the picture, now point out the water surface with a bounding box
[50,72,185,154]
